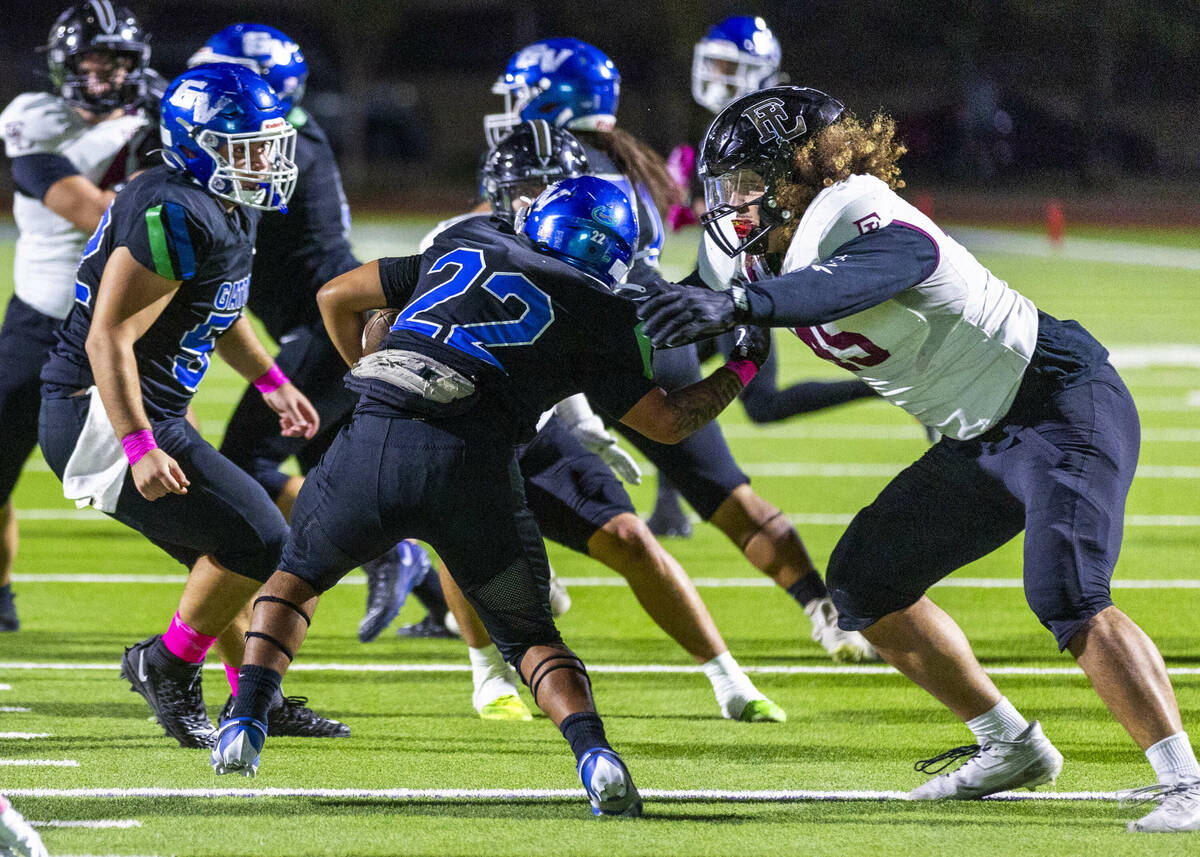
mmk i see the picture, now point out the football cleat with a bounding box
[210,717,267,777]
[909,721,1064,800]
[478,694,533,722]
[396,614,458,639]
[1122,777,1200,833]
[737,698,788,723]
[805,597,879,663]
[548,567,572,618]
[219,695,349,738]
[0,588,17,632]
[578,748,642,818]
[120,635,215,748]
[646,497,693,539]
[357,546,408,642]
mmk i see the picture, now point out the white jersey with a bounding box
[700,174,1038,440]
[1,93,149,319]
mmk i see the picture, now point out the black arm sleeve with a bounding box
[745,222,939,327]
[377,255,423,308]
[11,153,79,200]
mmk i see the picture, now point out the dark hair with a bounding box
[574,128,681,217]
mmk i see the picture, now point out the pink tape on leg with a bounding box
[224,663,239,696]
[162,612,217,664]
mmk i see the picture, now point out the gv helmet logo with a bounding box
[744,98,806,144]
[169,80,231,125]
[515,44,574,75]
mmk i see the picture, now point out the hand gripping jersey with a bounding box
[1,92,150,319]
[354,216,656,445]
[699,174,1039,439]
[41,165,259,420]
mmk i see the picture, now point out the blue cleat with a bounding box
[210,717,267,777]
[578,747,642,818]
[358,541,431,642]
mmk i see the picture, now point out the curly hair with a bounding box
[772,112,907,246]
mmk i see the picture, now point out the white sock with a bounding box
[965,697,1030,744]
[467,644,517,710]
[1146,732,1200,785]
[702,651,764,719]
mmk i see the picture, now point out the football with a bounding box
[361,308,400,355]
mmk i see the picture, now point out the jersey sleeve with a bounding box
[1,94,74,157]
[9,153,78,199]
[121,200,213,282]
[378,255,423,308]
[575,322,657,420]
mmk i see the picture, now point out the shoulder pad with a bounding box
[781,174,897,273]
[418,212,489,253]
[1,93,77,157]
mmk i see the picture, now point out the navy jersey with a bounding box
[354,217,656,444]
[579,142,665,285]
[41,165,258,420]
[248,109,358,341]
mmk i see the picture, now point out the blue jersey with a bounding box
[355,216,655,444]
[249,109,358,341]
[41,165,258,420]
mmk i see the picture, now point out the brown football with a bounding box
[361,308,400,355]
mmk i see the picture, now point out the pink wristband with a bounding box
[253,362,289,394]
[723,359,758,387]
[121,428,158,465]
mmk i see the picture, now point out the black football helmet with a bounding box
[482,119,590,222]
[698,86,845,257]
[42,2,151,113]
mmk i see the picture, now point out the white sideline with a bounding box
[0,786,1134,802]
[30,820,141,829]
[0,760,77,767]
[1,661,1197,677]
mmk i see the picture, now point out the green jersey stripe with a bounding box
[144,205,179,280]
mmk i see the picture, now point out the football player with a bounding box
[38,63,325,750]
[636,85,1200,832]
[191,24,452,649]
[388,120,785,725]
[212,176,772,819]
[0,1,155,632]
[0,794,47,857]
[484,38,876,661]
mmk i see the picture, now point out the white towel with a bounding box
[61,387,129,514]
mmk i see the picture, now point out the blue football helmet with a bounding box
[484,38,619,147]
[160,63,298,211]
[692,16,782,114]
[518,175,638,287]
[188,23,307,112]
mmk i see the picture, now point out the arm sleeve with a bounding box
[377,255,423,308]
[121,200,213,281]
[577,319,657,420]
[10,153,79,200]
[745,222,939,327]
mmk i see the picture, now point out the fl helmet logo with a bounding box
[743,97,807,144]
[590,205,617,227]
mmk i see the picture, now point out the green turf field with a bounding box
[1,220,1198,856]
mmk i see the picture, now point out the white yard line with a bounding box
[737,463,1200,478]
[0,732,49,739]
[0,785,1136,802]
[2,661,1197,677]
[949,228,1200,270]
[719,424,1200,441]
[0,684,10,690]
[30,820,141,829]
[0,759,77,767]
[0,706,30,712]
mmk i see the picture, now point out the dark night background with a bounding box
[1,0,1197,221]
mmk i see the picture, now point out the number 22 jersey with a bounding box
[41,165,259,420]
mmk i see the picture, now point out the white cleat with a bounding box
[909,721,1064,800]
[805,597,879,663]
[1123,777,1200,833]
[210,718,267,778]
[548,566,572,618]
[578,748,642,818]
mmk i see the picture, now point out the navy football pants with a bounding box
[0,296,60,505]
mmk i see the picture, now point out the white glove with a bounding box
[554,394,642,484]
[0,801,48,857]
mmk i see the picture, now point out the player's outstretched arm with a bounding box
[43,174,115,233]
[215,317,320,440]
[85,247,189,501]
[619,325,770,444]
[317,260,387,367]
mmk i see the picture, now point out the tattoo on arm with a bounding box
[662,368,744,439]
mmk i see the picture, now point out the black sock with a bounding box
[147,636,199,675]
[230,665,282,725]
[412,569,448,624]
[0,583,12,605]
[787,572,828,607]
[559,712,611,763]
[655,476,682,510]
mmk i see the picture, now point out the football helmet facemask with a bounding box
[692,16,782,115]
[160,63,298,211]
[482,120,590,222]
[42,1,151,113]
[189,23,308,113]
[484,38,619,147]
[699,86,844,258]
[517,175,638,287]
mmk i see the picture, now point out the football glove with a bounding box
[554,394,641,485]
[636,282,749,348]
[728,325,771,370]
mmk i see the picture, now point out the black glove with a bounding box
[728,325,771,370]
[636,282,748,347]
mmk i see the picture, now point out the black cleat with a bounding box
[358,547,407,642]
[646,503,693,539]
[120,635,215,748]
[396,614,458,639]
[0,588,18,632]
[219,694,350,738]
